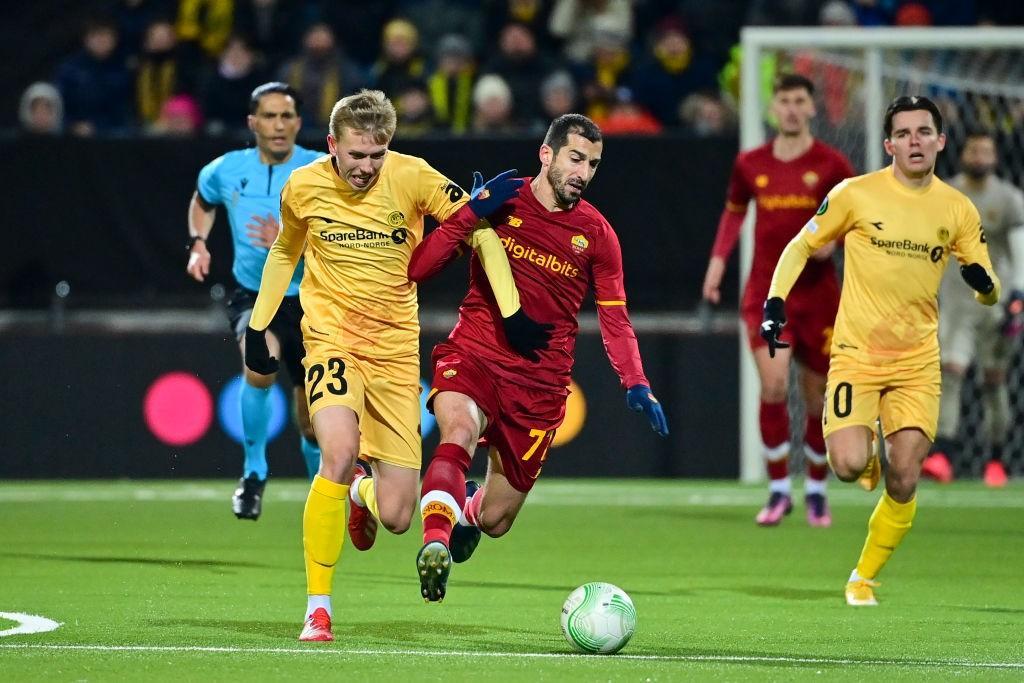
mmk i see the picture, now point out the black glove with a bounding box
[960,263,994,295]
[1002,288,1024,337]
[244,326,279,375]
[501,308,553,361]
[760,297,790,359]
[467,169,524,219]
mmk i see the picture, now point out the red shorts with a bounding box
[741,290,838,376]
[428,343,566,493]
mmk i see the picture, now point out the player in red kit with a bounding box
[407,114,669,602]
[701,74,855,527]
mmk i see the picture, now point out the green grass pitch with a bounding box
[1,479,1022,680]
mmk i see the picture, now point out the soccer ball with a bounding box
[560,582,636,654]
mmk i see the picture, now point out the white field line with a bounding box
[0,484,1021,508]
[0,643,1021,670]
[0,614,61,637]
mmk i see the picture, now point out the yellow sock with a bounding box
[855,490,917,579]
[357,475,380,520]
[303,475,349,595]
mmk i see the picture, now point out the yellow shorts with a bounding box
[302,335,421,470]
[822,355,940,441]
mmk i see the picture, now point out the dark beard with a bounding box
[963,165,991,180]
[548,166,582,208]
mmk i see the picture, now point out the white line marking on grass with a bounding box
[0,483,1022,508]
[0,644,1021,670]
[0,614,61,637]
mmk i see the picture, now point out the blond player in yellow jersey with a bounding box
[761,96,1000,607]
[243,90,550,641]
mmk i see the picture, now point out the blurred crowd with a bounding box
[17,0,1024,139]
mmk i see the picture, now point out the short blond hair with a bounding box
[329,89,397,143]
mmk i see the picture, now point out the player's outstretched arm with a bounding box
[248,185,307,338]
[409,169,524,282]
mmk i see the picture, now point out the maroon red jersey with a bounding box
[413,179,648,393]
[712,139,855,311]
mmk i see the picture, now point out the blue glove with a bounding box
[626,385,669,437]
[760,296,790,358]
[469,171,484,199]
[467,169,523,219]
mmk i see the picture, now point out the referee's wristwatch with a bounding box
[186,235,206,251]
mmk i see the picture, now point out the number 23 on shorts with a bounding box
[307,358,348,404]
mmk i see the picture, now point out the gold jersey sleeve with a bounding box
[250,152,517,359]
[769,166,999,367]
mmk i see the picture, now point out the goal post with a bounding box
[737,27,1024,482]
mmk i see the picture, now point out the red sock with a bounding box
[805,411,826,454]
[759,400,789,449]
[766,456,789,480]
[421,443,472,546]
[804,413,829,481]
[760,400,789,480]
[463,486,484,527]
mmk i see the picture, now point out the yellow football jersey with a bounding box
[769,166,1000,368]
[250,151,515,358]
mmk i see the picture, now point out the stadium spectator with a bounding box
[597,93,663,135]
[115,0,177,56]
[135,19,196,127]
[18,82,64,135]
[549,0,634,64]
[851,0,895,26]
[576,25,634,121]
[199,35,268,134]
[482,23,553,126]
[678,91,735,135]
[176,0,235,59]
[278,23,367,129]
[427,34,477,134]
[536,70,579,130]
[472,74,516,133]
[484,0,555,51]
[148,93,203,136]
[394,81,436,136]
[322,2,397,69]
[630,18,717,125]
[55,17,133,136]
[894,2,933,26]
[819,0,858,26]
[398,0,485,55]
[370,18,427,99]
[233,0,309,65]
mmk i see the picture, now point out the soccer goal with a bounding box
[737,27,1024,482]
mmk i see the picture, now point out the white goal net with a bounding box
[737,27,1024,482]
